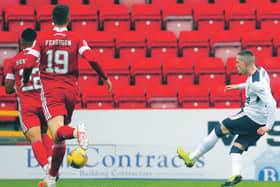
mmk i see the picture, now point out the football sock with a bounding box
[41,133,54,157]
[190,129,219,161]
[49,141,66,177]
[31,141,49,168]
[55,126,75,141]
[231,153,242,176]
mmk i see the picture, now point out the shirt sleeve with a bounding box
[4,59,15,80]
[251,82,277,129]
[238,83,246,89]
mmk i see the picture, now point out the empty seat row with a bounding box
[2,3,280,36]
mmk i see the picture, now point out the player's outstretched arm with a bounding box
[224,84,239,92]
[104,78,112,93]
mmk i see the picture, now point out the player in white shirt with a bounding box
[177,50,277,187]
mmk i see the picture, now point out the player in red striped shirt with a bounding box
[4,28,54,179]
[23,4,112,187]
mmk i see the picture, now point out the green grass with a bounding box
[0,180,279,187]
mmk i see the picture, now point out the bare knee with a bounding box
[25,127,42,143]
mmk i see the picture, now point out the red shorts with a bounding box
[19,101,47,134]
[41,79,79,125]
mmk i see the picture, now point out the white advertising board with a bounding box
[0,109,280,181]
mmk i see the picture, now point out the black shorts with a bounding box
[222,110,265,150]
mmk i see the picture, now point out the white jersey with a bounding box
[238,67,276,129]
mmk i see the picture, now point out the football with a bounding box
[67,148,88,169]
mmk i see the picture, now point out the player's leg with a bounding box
[40,113,54,163]
[177,121,228,167]
[25,126,49,173]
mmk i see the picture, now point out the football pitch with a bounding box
[0,179,279,187]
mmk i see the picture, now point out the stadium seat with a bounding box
[84,31,115,58]
[245,0,275,7]
[182,0,210,8]
[25,0,51,8]
[5,5,36,34]
[131,57,162,87]
[0,0,20,11]
[151,0,178,8]
[36,5,55,31]
[178,84,210,108]
[82,85,114,109]
[194,3,225,34]
[99,4,130,34]
[119,0,146,11]
[211,30,241,63]
[71,5,98,34]
[225,3,256,34]
[116,31,147,60]
[257,3,280,31]
[0,32,19,67]
[195,57,226,87]
[114,84,147,109]
[210,85,242,108]
[242,30,273,59]
[0,86,17,121]
[147,31,178,60]
[88,0,116,8]
[257,57,280,75]
[98,58,131,87]
[162,4,193,38]
[0,11,3,31]
[57,0,84,6]
[225,57,237,83]
[214,0,241,8]
[147,84,178,109]
[163,57,194,88]
[273,32,280,56]
[179,31,210,60]
[131,4,162,33]
[78,74,99,89]
[78,57,95,75]
[272,83,280,107]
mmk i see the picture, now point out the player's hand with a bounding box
[105,78,112,94]
[224,85,239,92]
[257,126,270,135]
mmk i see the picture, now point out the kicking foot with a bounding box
[77,123,89,150]
[177,146,195,167]
[38,174,56,187]
[221,175,242,187]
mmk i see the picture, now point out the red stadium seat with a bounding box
[272,83,280,107]
[242,30,273,59]
[225,57,237,83]
[245,0,275,7]
[5,5,35,34]
[151,0,178,7]
[257,3,280,31]
[82,85,114,109]
[163,57,194,88]
[119,0,146,11]
[210,85,242,108]
[36,5,55,31]
[114,85,147,109]
[146,84,178,109]
[162,4,193,38]
[25,0,51,8]
[179,31,210,60]
[116,31,147,60]
[79,75,99,88]
[273,32,280,56]
[88,0,115,8]
[99,58,131,87]
[211,30,241,63]
[182,0,209,8]
[194,3,225,34]
[0,0,20,11]
[131,4,162,33]
[225,3,256,34]
[71,5,98,34]
[147,31,178,60]
[0,11,3,31]
[214,0,241,8]
[0,86,17,121]
[178,84,210,108]
[99,4,130,34]
[84,31,115,58]
[195,57,226,87]
[0,32,19,67]
[57,0,84,6]
[131,57,162,87]
[257,57,280,75]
